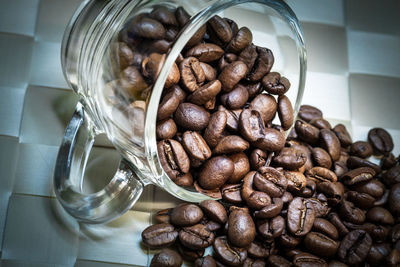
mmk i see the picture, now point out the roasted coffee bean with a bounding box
[279,228,302,248]
[170,203,203,226]
[157,119,177,139]
[199,200,227,224]
[220,84,249,109]
[182,131,211,161]
[338,230,372,265]
[352,179,384,198]
[213,236,247,267]
[242,171,272,209]
[295,178,316,198]
[245,82,262,99]
[298,105,323,122]
[278,95,294,130]
[228,207,256,247]
[333,124,352,147]
[381,153,397,170]
[333,161,348,178]
[218,53,237,71]
[342,167,375,186]
[157,91,180,121]
[267,255,291,267]
[243,46,274,82]
[142,53,165,80]
[194,181,222,199]
[130,16,166,39]
[346,191,375,209]
[250,149,268,170]
[174,103,210,130]
[288,197,315,236]
[187,80,222,105]
[208,15,233,46]
[200,62,217,81]
[339,200,366,225]
[115,42,134,70]
[155,208,172,224]
[295,120,320,145]
[374,188,389,206]
[226,27,252,53]
[316,181,344,206]
[309,118,331,130]
[350,141,373,158]
[239,109,266,142]
[273,147,306,170]
[306,167,338,183]
[164,84,186,103]
[293,253,328,267]
[158,139,190,182]
[243,258,266,267]
[328,212,349,237]
[346,156,381,173]
[284,171,307,193]
[312,147,332,169]
[203,111,227,148]
[249,94,277,123]
[254,167,288,197]
[228,152,250,183]
[254,127,285,152]
[119,66,149,95]
[186,43,224,62]
[368,127,394,155]
[248,241,274,258]
[195,255,217,267]
[307,197,330,218]
[218,105,242,132]
[150,248,182,267]
[365,243,391,266]
[304,232,339,257]
[178,242,204,261]
[221,184,243,205]
[179,57,205,92]
[262,72,290,95]
[366,207,394,225]
[313,218,339,240]
[150,6,178,26]
[213,135,250,154]
[142,223,178,248]
[383,165,400,185]
[179,223,215,250]
[287,141,314,171]
[388,183,400,217]
[257,216,285,241]
[218,61,248,92]
[254,198,283,219]
[198,156,234,190]
[319,129,341,161]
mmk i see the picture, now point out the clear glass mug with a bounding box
[54,0,306,224]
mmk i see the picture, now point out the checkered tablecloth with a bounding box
[0,0,399,266]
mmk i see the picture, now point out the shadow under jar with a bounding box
[55,0,306,223]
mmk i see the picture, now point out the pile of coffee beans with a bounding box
[142,104,400,266]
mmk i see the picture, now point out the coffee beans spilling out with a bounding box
[142,104,400,266]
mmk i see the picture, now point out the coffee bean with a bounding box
[157,119,177,139]
[218,61,248,92]
[313,218,339,240]
[170,203,203,226]
[242,171,272,209]
[142,223,178,248]
[254,127,285,152]
[346,191,375,210]
[177,242,204,261]
[312,147,332,169]
[154,208,172,224]
[174,103,210,130]
[306,167,338,183]
[228,152,250,183]
[350,141,373,158]
[342,167,375,186]
[287,197,315,236]
[339,200,366,225]
[193,181,222,199]
[150,248,182,267]
[213,236,247,267]
[221,184,243,205]
[298,105,323,122]
[220,84,249,109]
[248,240,274,258]
[307,197,330,218]
[186,43,224,62]
[352,178,385,198]
[295,120,320,145]
[387,248,400,266]
[249,94,277,123]
[319,129,341,161]
[366,243,391,266]
[374,188,389,206]
[277,95,294,130]
[119,66,149,95]
[293,253,328,267]
[228,207,256,247]
[243,46,274,82]
[254,167,288,197]
[337,230,372,265]
[213,135,250,154]
[382,165,400,185]
[381,153,397,170]
[309,118,331,130]
[218,53,237,71]
[200,62,217,81]
[199,200,227,224]
[366,207,394,225]
[249,149,268,170]
[284,171,306,193]
[198,156,234,190]
[226,27,253,53]
[207,15,233,46]
[130,16,166,39]
[304,232,339,257]
[332,124,352,147]
[254,198,284,219]
[239,109,266,142]
[273,147,306,170]
[318,181,344,207]
[158,139,190,182]
[368,127,394,155]
[257,216,285,241]
[388,183,400,217]
[218,105,242,132]
[182,131,211,161]
[195,255,216,267]
[267,255,291,267]
[179,57,205,92]
[187,80,222,105]
[262,72,290,95]
[179,223,215,250]
[203,111,227,148]
[347,156,381,173]
[150,6,178,26]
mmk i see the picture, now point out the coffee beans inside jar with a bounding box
[110,5,400,266]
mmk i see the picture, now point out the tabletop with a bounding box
[0,0,400,266]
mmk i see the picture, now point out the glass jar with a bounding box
[55,0,306,224]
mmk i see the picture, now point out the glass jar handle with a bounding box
[53,102,144,224]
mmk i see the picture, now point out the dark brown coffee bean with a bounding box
[187,80,222,105]
[199,62,217,82]
[298,105,323,122]
[185,43,224,63]
[245,82,262,99]
[157,91,180,121]
[254,167,288,197]
[195,255,217,267]
[389,183,400,217]
[333,161,348,178]
[319,129,341,161]
[279,228,302,248]
[150,248,182,267]
[262,72,290,95]
[312,147,332,169]
[257,216,285,241]
[213,135,250,154]
[218,53,237,71]
[316,182,344,206]
[130,16,166,39]
[249,94,277,123]
[203,111,227,148]
[313,218,339,240]
[228,207,256,247]
[287,197,315,236]
[218,61,248,92]
[368,127,394,155]
[179,223,214,250]
[267,255,291,267]
[250,149,268,170]
[277,95,294,131]
[199,200,227,224]
[304,232,339,257]
[306,167,338,183]
[157,119,177,139]
[381,153,397,170]
[239,109,266,142]
[346,191,375,209]
[293,252,328,267]
[387,248,400,267]
[307,197,330,218]
[213,236,247,267]
[247,47,275,82]
[158,139,190,182]
[220,84,249,109]
[221,184,243,205]
[165,84,186,103]
[193,181,222,199]
[374,188,389,206]
[115,42,134,70]
[339,200,366,225]
[119,66,149,96]
[346,156,381,173]
[253,198,284,219]
[273,147,306,170]
[366,207,394,225]
[295,120,320,145]
[242,171,272,209]
[218,105,242,132]
[295,178,316,198]
[198,156,234,190]
[383,165,400,185]
[284,171,307,193]
[328,212,349,237]
[170,203,203,226]
[207,15,233,46]
[150,6,178,26]
[154,208,172,224]
[287,141,314,171]
[142,223,178,248]
[366,243,391,266]
[248,241,274,259]
[228,152,250,183]
[182,131,211,161]
[350,141,373,158]
[174,103,210,130]
[342,167,375,186]
[309,118,331,130]
[177,242,204,261]
[254,127,285,152]
[142,52,165,80]
[332,124,352,147]
[352,178,385,199]
[226,27,252,53]
[338,230,372,265]
[179,57,205,92]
